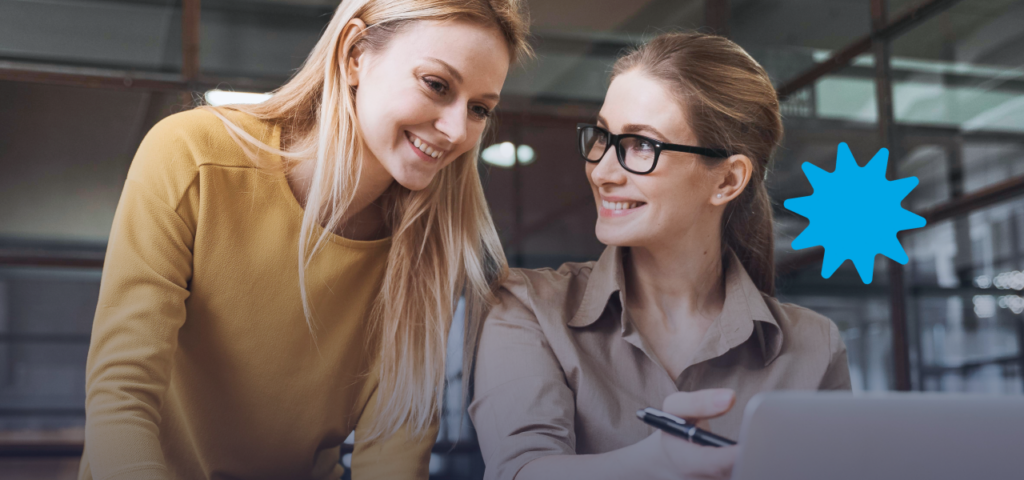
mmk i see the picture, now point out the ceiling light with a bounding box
[481,142,536,168]
[204,89,272,106]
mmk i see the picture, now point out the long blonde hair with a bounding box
[206,0,530,440]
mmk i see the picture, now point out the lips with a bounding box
[406,131,447,161]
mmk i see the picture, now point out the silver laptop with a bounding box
[731,391,1024,480]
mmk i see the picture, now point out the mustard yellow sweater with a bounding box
[80,109,436,480]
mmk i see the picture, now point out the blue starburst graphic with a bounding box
[783,143,927,284]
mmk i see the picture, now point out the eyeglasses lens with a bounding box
[619,137,657,173]
[580,127,608,161]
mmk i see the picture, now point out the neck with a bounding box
[286,144,395,241]
[624,228,726,331]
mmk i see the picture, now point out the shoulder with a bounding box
[125,107,276,216]
[489,261,597,328]
[136,107,274,172]
[763,296,844,356]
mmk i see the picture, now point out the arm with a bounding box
[468,282,576,480]
[83,117,200,480]
[470,277,738,480]
[515,391,738,480]
[350,385,439,480]
[819,321,853,390]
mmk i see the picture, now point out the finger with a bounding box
[691,445,738,478]
[663,435,739,478]
[662,389,736,420]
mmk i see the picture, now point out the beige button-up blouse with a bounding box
[469,246,851,480]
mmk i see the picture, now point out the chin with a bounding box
[393,173,435,192]
[595,226,641,247]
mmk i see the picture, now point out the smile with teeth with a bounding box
[602,200,645,211]
[408,132,446,159]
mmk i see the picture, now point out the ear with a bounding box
[338,18,369,88]
[711,154,753,206]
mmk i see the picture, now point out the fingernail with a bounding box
[714,391,734,409]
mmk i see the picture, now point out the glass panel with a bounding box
[890,0,1024,135]
[0,267,98,434]
[730,0,871,87]
[904,196,1024,393]
[962,139,1024,194]
[198,1,330,79]
[0,0,334,80]
[502,1,706,103]
[0,0,182,72]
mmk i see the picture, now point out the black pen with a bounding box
[636,407,737,447]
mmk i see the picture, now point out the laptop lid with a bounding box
[731,391,1024,480]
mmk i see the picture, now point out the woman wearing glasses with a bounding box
[469,33,851,480]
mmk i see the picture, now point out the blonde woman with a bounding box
[471,33,850,480]
[80,1,530,479]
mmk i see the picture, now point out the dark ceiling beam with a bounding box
[182,0,202,83]
[776,0,965,100]
[0,60,284,93]
[0,246,106,269]
[705,0,731,37]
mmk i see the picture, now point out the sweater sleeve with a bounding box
[82,114,201,480]
[350,384,439,480]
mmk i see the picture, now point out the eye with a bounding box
[423,76,448,95]
[470,104,492,119]
[630,138,656,152]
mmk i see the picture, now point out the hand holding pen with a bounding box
[643,389,740,480]
[637,407,736,447]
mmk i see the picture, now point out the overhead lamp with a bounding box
[480,142,536,167]
[204,89,272,106]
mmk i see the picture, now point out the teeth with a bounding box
[602,200,641,211]
[410,133,444,159]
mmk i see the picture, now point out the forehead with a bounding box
[378,19,510,84]
[600,70,694,142]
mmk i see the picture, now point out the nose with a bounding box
[589,143,627,187]
[434,103,468,147]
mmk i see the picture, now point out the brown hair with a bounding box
[612,32,782,295]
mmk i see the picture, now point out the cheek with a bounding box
[358,85,434,145]
[450,121,487,157]
[647,175,708,223]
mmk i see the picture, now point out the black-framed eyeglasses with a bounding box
[576,123,730,175]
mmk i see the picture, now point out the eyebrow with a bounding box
[425,57,501,102]
[595,115,669,141]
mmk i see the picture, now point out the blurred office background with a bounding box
[2,0,1024,478]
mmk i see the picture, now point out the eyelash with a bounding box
[471,105,493,119]
[424,77,448,95]
[422,76,492,120]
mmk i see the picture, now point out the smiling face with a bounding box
[587,70,729,250]
[348,19,510,191]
